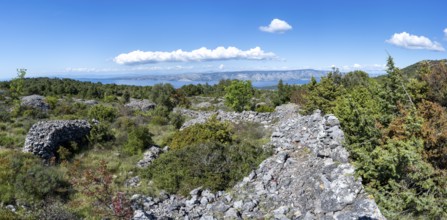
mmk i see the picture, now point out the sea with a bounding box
[76,78,311,89]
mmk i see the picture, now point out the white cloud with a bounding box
[386,32,445,51]
[114,46,276,65]
[218,64,225,70]
[444,28,447,38]
[259,18,292,33]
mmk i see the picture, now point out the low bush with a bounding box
[144,141,269,195]
[123,126,153,155]
[88,104,118,123]
[0,150,69,205]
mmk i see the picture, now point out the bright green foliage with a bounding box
[144,141,269,195]
[333,86,381,157]
[170,115,234,150]
[255,105,275,113]
[224,80,254,112]
[45,96,58,109]
[302,73,345,114]
[123,126,153,155]
[88,104,117,123]
[9,69,26,100]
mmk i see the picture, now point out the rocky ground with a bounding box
[131,104,385,220]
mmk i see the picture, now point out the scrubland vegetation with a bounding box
[0,57,446,219]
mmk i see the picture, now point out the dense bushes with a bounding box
[169,116,233,150]
[143,116,270,195]
[145,141,269,196]
[123,126,153,155]
[0,150,69,205]
[300,57,447,219]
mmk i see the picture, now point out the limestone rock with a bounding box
[23,120,91,160]
[21,95,50,111]
[125,98,156,111]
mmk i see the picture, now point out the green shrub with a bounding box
[88,105,117,123]
[123,126,154,155]
[45,96,58,109]
[103,95,117,103]
[168,111,185,129]
[255,105,275,113]
[144,141,269,195]
[0,150,69,204]
[224,80,254,112]
[88,122,115,148]
[170,115,233,150]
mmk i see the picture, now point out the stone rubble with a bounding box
[132,104,385,220]
[21,94,50,111]
[125,98,157,111]
[23,120,91,160]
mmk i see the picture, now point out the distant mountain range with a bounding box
[110,69,330,82]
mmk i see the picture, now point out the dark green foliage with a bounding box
[273,79,290,106]
[300,57,447,219]
[149,83,176,110]
[145,141,269,195]
[0,150,69,204]
[123,126,153,155]
[302,72,345,114]
[170,115,234,150]
[224,80,254,112]
[168,111,185,129]
[88,123,115,147]
[88,104,117,123]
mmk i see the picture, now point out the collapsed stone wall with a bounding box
[132,104,385,220]
[23,120,91,160]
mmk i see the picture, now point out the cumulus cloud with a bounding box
[444,28,447,38]
[114,46,276,65]
[386,32,445,51]
[259,18,292,33]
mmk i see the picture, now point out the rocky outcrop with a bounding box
[125,98,156,111]
[21,95,50,111]
[136,146,168,168]
[176,108,274,129]
[23,120,91,160]
[132,104,385,219]
[74,98,98,106]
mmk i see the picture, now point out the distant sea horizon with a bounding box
[75,78,312,88]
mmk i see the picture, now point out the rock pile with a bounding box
[21,94,50,111]
[136,146,168,168]
[23,120,91,160]
[132,104,385,219]
[126,98,156,111]
[177,108,274,129]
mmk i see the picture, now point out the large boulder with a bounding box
[125,98,156,111]
[23,120,91,160]
[21,95,50,111]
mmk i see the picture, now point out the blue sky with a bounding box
[1,0,446,79]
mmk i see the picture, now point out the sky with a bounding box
[1,0,447,79]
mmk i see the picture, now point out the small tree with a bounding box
[9,69,26,100]
[224,80,253,112]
